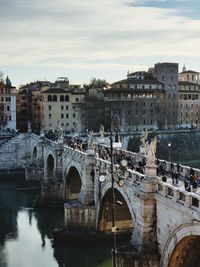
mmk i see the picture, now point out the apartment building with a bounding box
[104,71,165,132]
[0,76,17,132]
[41,86,84,133]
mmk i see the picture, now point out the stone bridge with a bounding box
[1,132,200,267]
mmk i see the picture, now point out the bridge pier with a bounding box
[116,172,160,267]
[79,156,96,205]
[64,203,96,230]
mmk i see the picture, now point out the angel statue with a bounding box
[146,136,157,166]
[112,115,120,143]
[99,124,104,139]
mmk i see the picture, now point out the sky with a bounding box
[1,0,200,87]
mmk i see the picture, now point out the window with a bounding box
[61,106,64,110]
[61,113,64,118]
[48,106,51,111]
[66,114,69,118]
[76,98,79,102]
[49,114,52,119]
[7,106,10,111]
[66,106,68,110]
[6,97,11,102]
[53,95,57,101]
[65,95,69,102]
[47,95,52,102]
[60,95,64,102]
[73,113,76,118]
[61,123,64,126]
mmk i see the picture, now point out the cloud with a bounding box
[1,0,200,84]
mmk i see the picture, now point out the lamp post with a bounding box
[110,114,121,267]
[168,142,171,162]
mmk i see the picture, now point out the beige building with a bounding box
[179,65,200,84]
[178,81,200,128]
[41,86,85,133]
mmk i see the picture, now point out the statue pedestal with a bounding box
[113,142,122,148]
[145,164,157,177]
[87,148,95,156]
[58,137,63,144]
[98,138,105,144]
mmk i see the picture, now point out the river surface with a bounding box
[0,182,113,267]
[1,159,200,267]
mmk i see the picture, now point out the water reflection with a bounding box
[0,183,112,267]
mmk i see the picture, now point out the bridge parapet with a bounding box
[157,180,200,211]
[63,146,87,162]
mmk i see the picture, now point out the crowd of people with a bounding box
[45,132,200,194]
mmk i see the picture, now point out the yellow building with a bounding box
[41,86,84,133]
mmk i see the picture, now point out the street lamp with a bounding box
[110,114,121,267]
[168,142,171,162]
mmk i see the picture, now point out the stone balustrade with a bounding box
[157,180,200,211]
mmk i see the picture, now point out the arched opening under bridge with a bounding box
[98,188,134,234]
[168,235,200,267]
[64,167,82,200]
[32,146,37,159]
[46,154,54,178]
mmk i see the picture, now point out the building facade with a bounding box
[16,81,50,132]
[104,71,165,132]
[178,81,200,128]
[179,66,200,84]
[0,77,17,132]
[151,62,179,129]
[41,86,84,133]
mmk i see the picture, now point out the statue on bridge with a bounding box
[140,128,148,146]
[146,136,157,167]
[98,124,105,144]
[99,124,104,139]
[139,129,149,154]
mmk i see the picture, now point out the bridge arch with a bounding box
[46,154,54,179]
[98,186,135,233]
[162,223,200,267]
[32,146,37,162]
[64,166,82,200]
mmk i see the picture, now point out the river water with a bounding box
[0,183,113,267]
[1,159,200,267]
